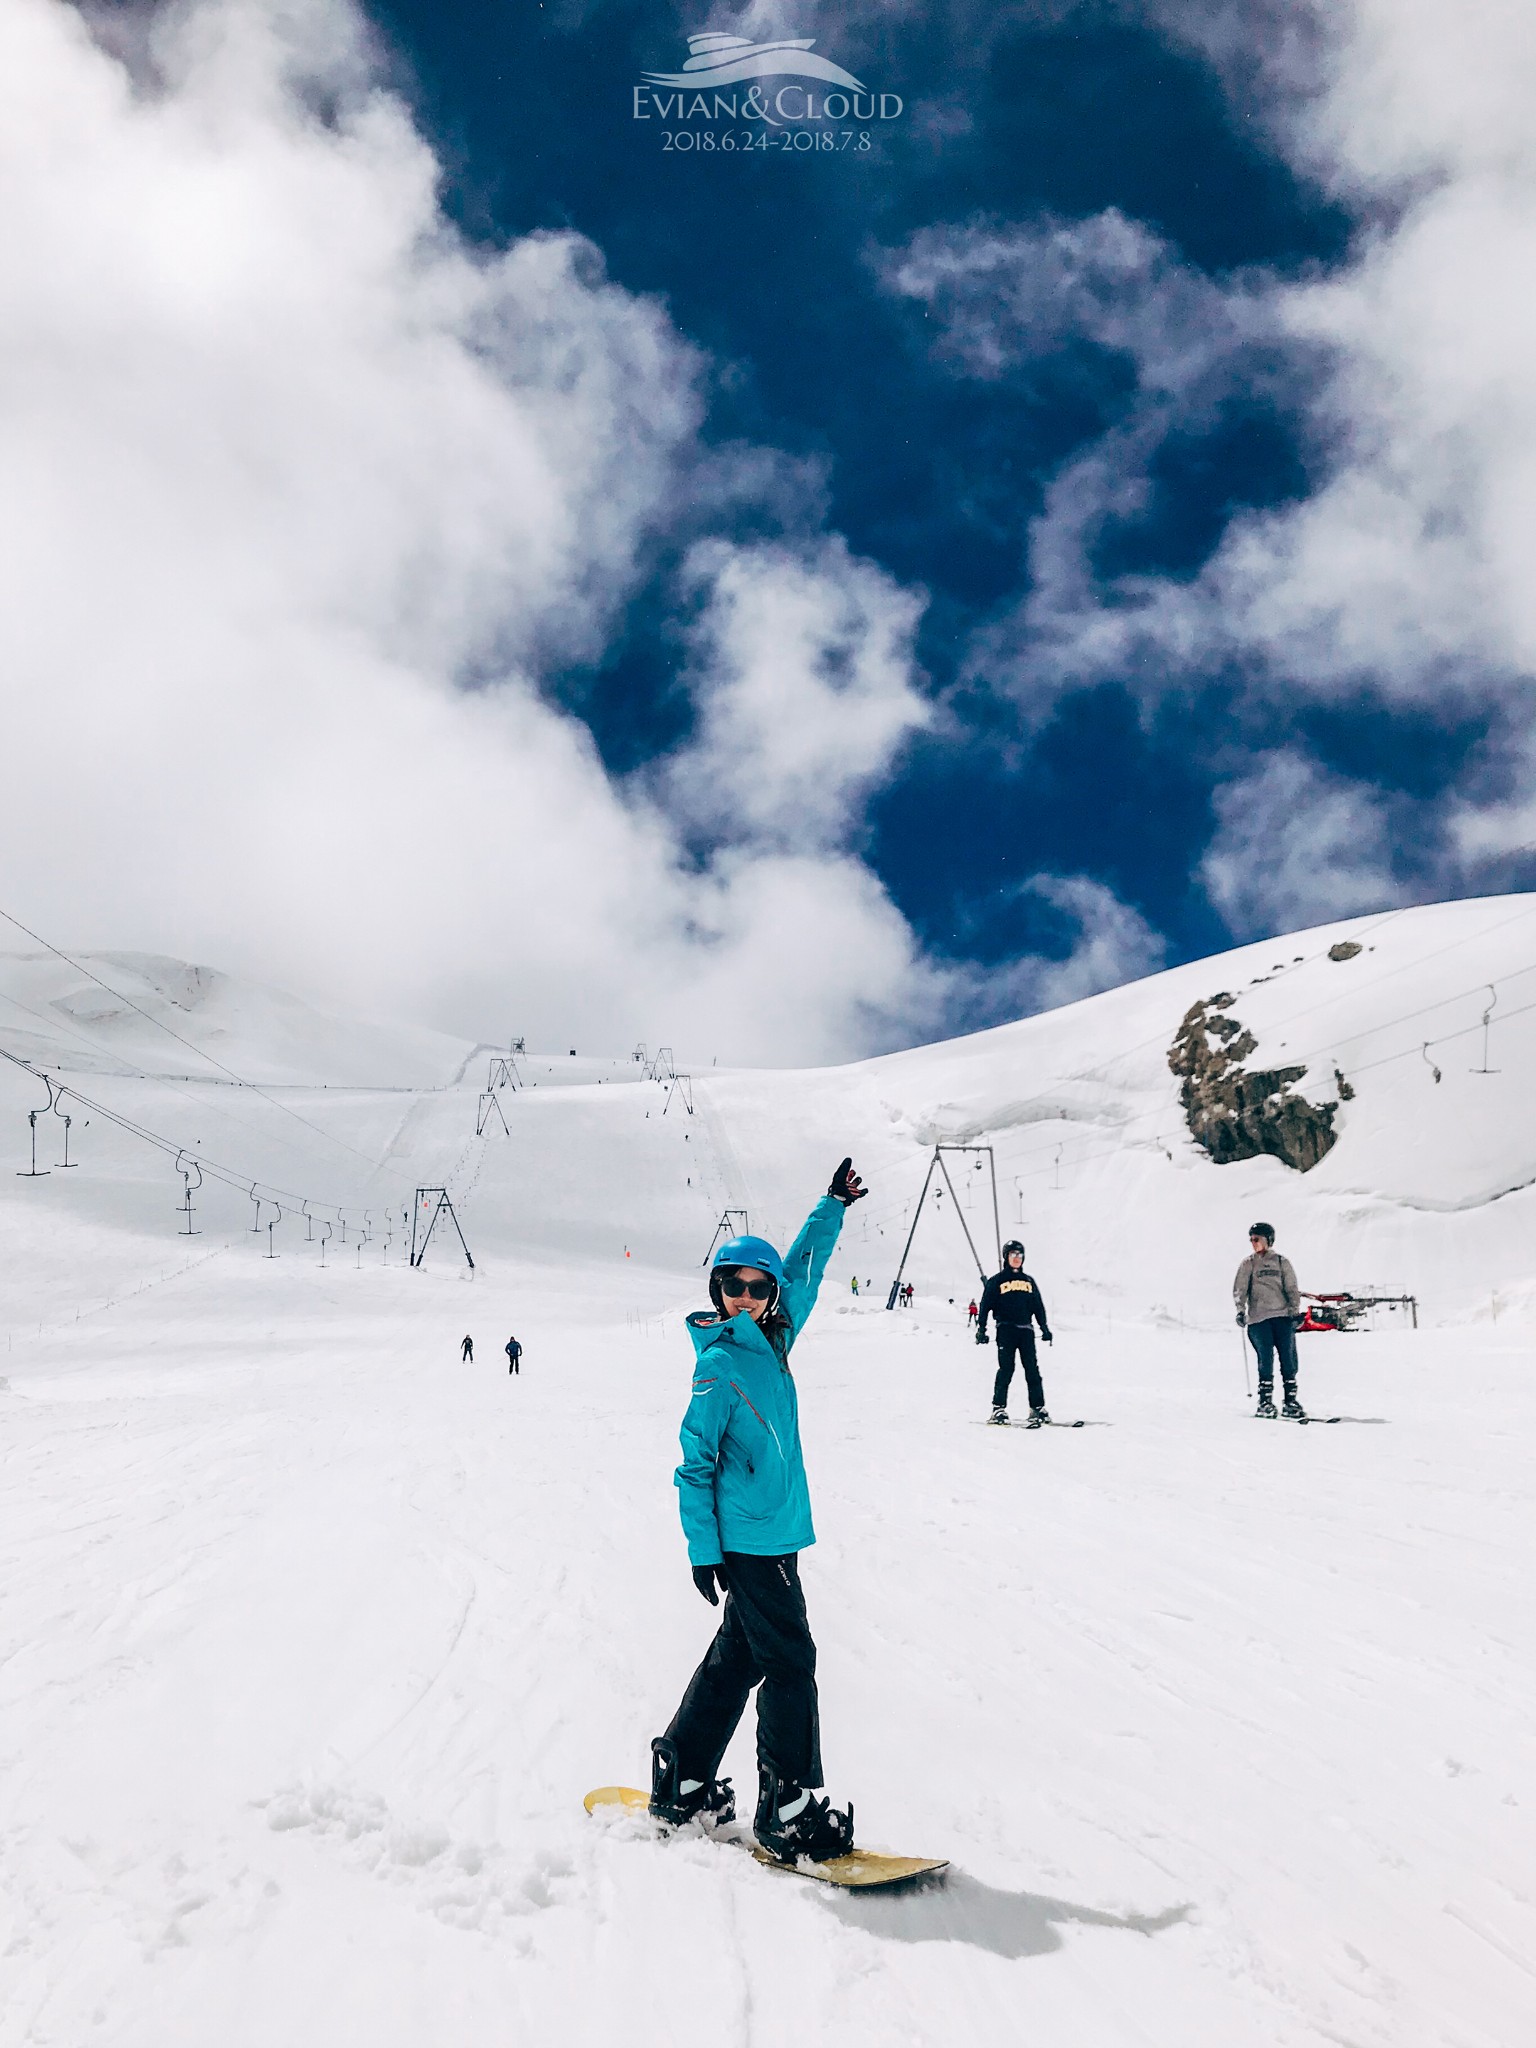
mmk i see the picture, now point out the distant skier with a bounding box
[461,1334,473,1363]
[850,1275,859,1296]
[649,1156,867,1865]
[976,1241,1053,1425]
[966,1298,978,1326]
[505,1336,522,1376]
[1234,1222,1304,1418]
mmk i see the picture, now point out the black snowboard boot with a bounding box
[1281,1382,1305,1419]
[753,1769,854,1864]
[649,1737,735,1827]
[1255,1386,1277,1418]
[1027,1405,1049,1428]
[988,1405,1009,1425]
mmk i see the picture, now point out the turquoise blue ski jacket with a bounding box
[674,1195,845,1565]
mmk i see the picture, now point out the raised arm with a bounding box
[778,1197,845,1342]
[779,1158,866,1342]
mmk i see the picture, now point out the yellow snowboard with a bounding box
[583,1785,947,1890]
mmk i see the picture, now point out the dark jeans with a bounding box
[663,1551,821,1788]
[507,1351,520,1374]
[1247,1316,1299,1387]
[992,1327,1044,1411]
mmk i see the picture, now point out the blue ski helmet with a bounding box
[710,1234,784,1286]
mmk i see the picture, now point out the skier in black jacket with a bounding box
[976,1241,1053,1426]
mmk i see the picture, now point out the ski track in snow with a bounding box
[0,901,1533,2045]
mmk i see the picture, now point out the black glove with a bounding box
[692,1563,729,1606]
[1041,1328,1053,1345]
[1235,1312,1246,1327]
[828,1157,866,1205]
[975,1328,987,1346]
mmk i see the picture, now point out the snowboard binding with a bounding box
[649,1738,736,1828]
[754,1769,855,1864]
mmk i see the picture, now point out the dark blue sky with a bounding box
[358,0,1434,986]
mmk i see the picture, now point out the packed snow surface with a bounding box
[1,898,1532,2046]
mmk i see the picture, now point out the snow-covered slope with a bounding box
[0,899,1532,2048]
[11,894,1532,1327]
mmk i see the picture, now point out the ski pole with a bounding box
[1238,1323,1251,1397]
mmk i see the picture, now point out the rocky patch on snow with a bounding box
[1167,993,1339,1172]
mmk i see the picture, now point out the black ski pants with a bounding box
[992,1327,1044,1411]
[663,1551,821,1789]
[506,1349,520,1374]
[1247,1315,1299,1388]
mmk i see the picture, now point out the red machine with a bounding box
[1298,1291,1418,1332]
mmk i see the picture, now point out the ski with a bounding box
[973,1418,1099,1429]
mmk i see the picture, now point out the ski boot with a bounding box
[1281,1382,1306,1420]
[987,1405,1010,1426]
[649,1737,735,1827]
[1026,1405,1050,1429]
[754,1769,854,1864]
[1255,1386,1277,1419]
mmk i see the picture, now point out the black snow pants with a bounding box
[992,1327,1044,1412]
[1247,1316,1299,1389]
[662,1552,821,1789]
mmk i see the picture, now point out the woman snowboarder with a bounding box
[649,1157,867,1862]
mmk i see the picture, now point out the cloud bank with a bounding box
[0,0,957,1063]
[879,0,1536,934]
[10,0,1532,1058]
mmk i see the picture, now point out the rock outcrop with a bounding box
[1167,994,1339,1172]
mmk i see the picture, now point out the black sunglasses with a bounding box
[718,1271,774,1301]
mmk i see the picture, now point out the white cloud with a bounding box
[886,209,1252,395]
[880,2,1536,911]
[661,538,931,852]
[1017,873,1168,1009]
[0,0,984,1064]
[947,872,1168,1026]
[883,212,1299,717]
[1201,752,1401,936]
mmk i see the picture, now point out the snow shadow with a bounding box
[823,1871,1192,1961]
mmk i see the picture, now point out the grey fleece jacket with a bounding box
[1233,1249,1301,1324]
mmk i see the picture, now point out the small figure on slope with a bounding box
[461,1334,473,1363]
[966,1298,978,1327]
[1234,1222,1304,1418]
[649,1157,867,1865]
[976,1241,1053,1425]
[505,1335,522,1376]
